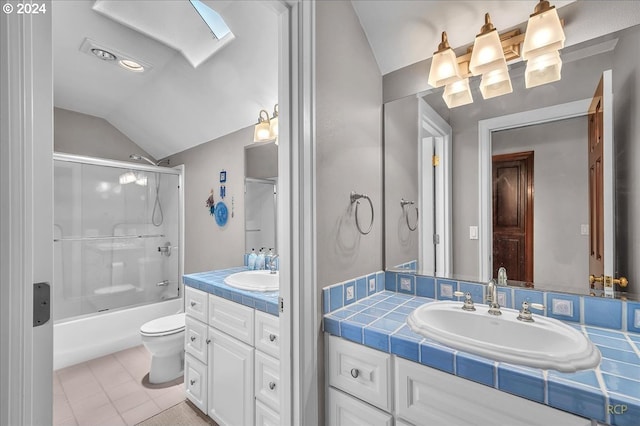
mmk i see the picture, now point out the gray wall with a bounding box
[165,126,250,274]
[54,107,154,162]
[316,0,383,287]
[316,0,383,422]
[492,117,589,294]
[613,25,640,294]
[384,96,419,268]
[245,142,278,179]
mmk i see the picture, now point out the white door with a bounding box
[208,327,255,426]
[0,4,54,425]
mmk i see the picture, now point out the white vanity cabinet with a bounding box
[326,334,592,426]
[184,287,280,426]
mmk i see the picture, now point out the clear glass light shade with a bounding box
[479,66,513,99]
[525,51,562,88]
[443,78,473,108]
[522,8,565,60]
[269,115,278,140]
[428,48,462,88]
[469,29,506,76]
[254,121,272,142]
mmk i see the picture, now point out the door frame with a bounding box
[478,98,593,282]
[418,97,452,277]
[1,3,54,425]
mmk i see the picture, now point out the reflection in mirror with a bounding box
[245,142,278,253]
[383,24,640,300]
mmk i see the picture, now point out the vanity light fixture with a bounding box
[428,0,565,107]
[253,109,273,142]
[253,104,279,143]
[522,0,565,88]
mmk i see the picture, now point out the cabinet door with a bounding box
[185,316,208,364]
[184,353,207,414]
[256,400,281,426]
[208,327,254,426]
[327,387,393,426]
[395,357,591,426]
[255,350,280,412]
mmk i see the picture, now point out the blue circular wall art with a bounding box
[214,201,228,227]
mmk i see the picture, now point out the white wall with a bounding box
[54,107,155,162]
[492,117,589,294]
[165,126,250,274]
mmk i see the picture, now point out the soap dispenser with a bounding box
[497,266,507,286]
[248,249,257,270]
[257,248,266,270]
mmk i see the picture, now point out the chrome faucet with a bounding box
[486,279,501,316]
[268,254,279,274]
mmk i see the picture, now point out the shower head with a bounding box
[129,154,158,166]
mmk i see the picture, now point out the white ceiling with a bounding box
[53,1,278,160]
[351,0,576,75]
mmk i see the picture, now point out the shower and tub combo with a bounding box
[53,153,185,382]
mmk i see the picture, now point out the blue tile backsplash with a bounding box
[322,269,640,425]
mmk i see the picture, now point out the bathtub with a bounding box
[53,298,182,370]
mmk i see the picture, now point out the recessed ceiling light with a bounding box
[91,48,116,61]
[119,59,145,72]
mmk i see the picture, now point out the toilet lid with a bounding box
[141,313,185,336]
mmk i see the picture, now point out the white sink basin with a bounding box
[224,270,279,292]
[407,301,601,372]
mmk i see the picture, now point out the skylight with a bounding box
[189,0,232,40]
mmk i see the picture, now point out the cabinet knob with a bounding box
[269,334,277,342]
[190,336,196,342]
[190,379,196,386]
[269,382,276,390]
[350,368,359,379]
[206,338,211,344]
[190,301,196,307]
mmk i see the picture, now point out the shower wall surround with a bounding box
[322,270,640,425]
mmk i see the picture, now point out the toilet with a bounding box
[140,313,186,384]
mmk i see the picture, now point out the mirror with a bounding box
[245,142,278,253]
[383,23,640,299]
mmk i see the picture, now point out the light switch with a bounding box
[469,226,478,240]
[369,278,376,292]
[580,224,589,236]
[345,286,355,301]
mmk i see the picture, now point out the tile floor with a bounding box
[53,345,185,426]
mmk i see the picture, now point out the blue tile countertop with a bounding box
[323,291,640,426]
[183,267,279,316]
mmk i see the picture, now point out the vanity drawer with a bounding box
[327,334,392,412]
[185,315,208,364]
[327,387,393,426]
[208,294,254,345]
[185,286,208,323]
[255,310,280,359]
[255,350,280,412]
[185,353,207,414]
[255,400,280,426]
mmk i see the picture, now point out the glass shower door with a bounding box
[53,157,181,321]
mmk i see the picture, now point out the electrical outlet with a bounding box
[497,292,507,307]
[345,285,355,301]
[441,284,453,298]
[369,278,376,292]
[552,299,573,317]
[469,226,478,240]
[400,277,412,291]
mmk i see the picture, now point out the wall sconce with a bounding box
[428,0,565,108]
[253,104,279,143]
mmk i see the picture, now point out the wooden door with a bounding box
[492,152,534,282]
[588,77,605,291]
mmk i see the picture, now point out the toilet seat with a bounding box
[140,313,185,336]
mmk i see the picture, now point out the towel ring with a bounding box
[400,199,418,231]
[350,191,374,235]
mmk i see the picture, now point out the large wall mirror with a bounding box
[383,23,640,299]
[244,142,278,253]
